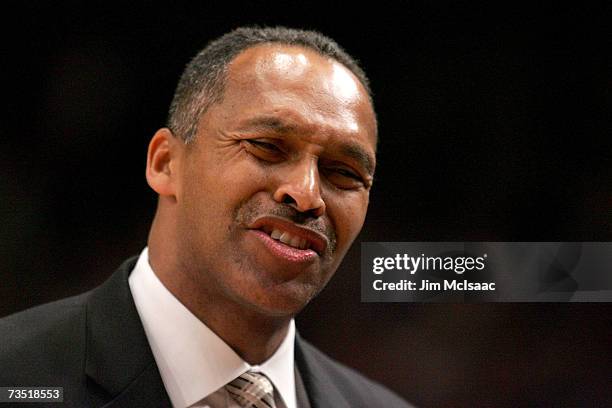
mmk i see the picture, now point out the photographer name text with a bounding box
[373,279,495,291]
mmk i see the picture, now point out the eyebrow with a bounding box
[340,142,376,176]
[239,116,298,134]
[239,115,376,176]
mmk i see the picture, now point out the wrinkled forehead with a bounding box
[228,43,365,94]
[223,44,378,145]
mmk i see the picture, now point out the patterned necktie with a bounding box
[225,371,277,408]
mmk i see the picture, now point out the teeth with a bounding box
[271,229,282,240]
[269,229,310,250]
[279,232,292,245]
[290,236,302,248]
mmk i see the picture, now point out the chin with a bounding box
[239,283,320,318]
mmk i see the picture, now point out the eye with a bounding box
[322,166,367,190]
[249,140,281,152]
[241,139,284,162]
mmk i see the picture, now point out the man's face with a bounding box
[174,44,377,316]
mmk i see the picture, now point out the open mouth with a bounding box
[262,225,311,250]
[250,216,327,256]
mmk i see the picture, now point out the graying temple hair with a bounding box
[167,26,373,143]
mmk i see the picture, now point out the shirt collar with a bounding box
[128,248,297,408]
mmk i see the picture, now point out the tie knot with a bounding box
[226,371,276,408]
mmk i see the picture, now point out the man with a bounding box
[0,27,411,407]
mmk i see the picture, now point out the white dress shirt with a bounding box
[128,248,297,408]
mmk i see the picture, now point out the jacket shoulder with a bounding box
[0,293,89,386]
[297,337,413,407]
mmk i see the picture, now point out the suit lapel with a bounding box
[294,334,350,408]
[85,257,172,407]
[100,362,170,408]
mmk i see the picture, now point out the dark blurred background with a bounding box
[1,2,610,407]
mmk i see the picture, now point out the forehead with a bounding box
[213,44,377,150]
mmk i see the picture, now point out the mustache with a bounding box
[236,200,337,253]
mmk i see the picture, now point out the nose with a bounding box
[273,157,326,217]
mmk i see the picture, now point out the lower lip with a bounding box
[250,230,319,263]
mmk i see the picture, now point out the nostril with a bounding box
[282,195,296,205]
[276,190,325,217]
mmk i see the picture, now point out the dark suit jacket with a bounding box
[0,257,411,407]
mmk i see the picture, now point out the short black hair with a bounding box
[167,26,374,143]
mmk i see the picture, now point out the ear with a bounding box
[146,128,181,197]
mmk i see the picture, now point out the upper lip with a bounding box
[248,216,328,255]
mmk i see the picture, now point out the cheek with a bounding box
[184,149,264,202]
[326,193,369,247]
[181,159,270,233]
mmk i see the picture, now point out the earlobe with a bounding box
[146,128,180,197]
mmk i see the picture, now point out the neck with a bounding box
[189,300,292,364]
